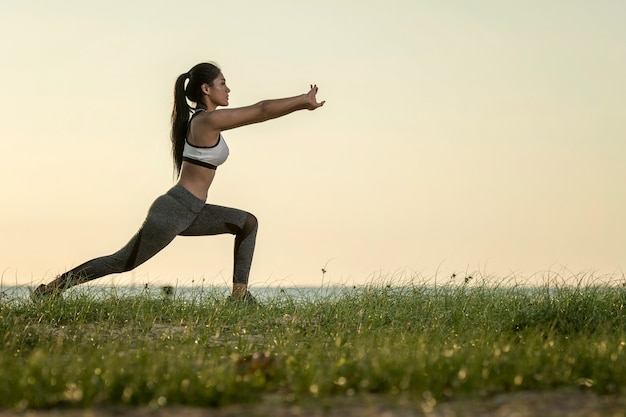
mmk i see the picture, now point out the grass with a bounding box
[2,274,626,410]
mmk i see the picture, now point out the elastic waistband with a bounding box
[166,185,206,213]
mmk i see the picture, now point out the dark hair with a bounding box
[170,62,222,175]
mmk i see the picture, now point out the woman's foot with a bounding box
[31,284,61,301]
[227,290,258,305]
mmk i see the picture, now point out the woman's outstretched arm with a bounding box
[204,85,325,131]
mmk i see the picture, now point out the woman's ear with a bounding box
[201,83,211,95]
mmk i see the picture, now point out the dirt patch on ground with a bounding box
[2,391,625,417]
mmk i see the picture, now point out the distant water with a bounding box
[0,284,350,302]
[2,281,607,303]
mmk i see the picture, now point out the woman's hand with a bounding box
[305,84,326,110]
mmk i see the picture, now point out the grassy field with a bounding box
[2,275,626,412]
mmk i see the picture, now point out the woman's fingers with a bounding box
[307,84,324,109]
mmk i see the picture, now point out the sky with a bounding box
[1,0,625,288]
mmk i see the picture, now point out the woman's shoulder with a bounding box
[189,112,221,146]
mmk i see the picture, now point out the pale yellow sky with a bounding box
[1,0,625,287]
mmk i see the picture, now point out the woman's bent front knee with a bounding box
[243,212,258,236]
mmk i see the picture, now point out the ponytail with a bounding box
[170,63,222,176]
[171,72,191,176]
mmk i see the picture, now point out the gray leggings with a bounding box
[55,185,257,288]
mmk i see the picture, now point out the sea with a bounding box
[2,278,619,303]
[0,284,351,303]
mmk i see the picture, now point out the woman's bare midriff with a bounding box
[176,162,216,201]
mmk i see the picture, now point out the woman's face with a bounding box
[206,73,230,108]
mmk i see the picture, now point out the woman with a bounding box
[34,62,325,301]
